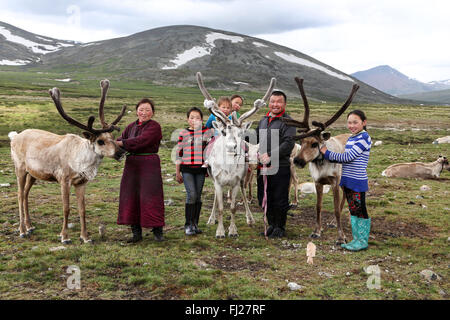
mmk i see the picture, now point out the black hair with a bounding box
[271,90,287,103]
[136,98,155,112]
[348,109,367,130]
[187,106,203,119]
[230,94,244,103]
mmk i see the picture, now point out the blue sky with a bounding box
[1,0,449,82]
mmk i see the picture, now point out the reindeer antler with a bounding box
[281,78,360,140]
[97,79,127,131]
[49,86,123,135]
[196,72,229,126]
[237,77,276,126]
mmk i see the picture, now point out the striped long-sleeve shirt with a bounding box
[324,130,372,192]
[177,126,212,173]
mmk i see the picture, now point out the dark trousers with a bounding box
[343,187,369,219]
[257,166,291,229]
[182,172,206,204]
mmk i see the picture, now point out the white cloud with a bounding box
[0,0,449,81]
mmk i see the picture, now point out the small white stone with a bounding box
[68,223,75,229]
[420,185,431,192]
[49,246,66,252]
[287,282,303,291]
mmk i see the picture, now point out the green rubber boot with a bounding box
[341,215,359,250]
[344,217,371,251]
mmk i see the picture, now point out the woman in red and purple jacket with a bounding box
[176,107,213,236]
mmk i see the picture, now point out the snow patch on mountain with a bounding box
[162,32,244,70]
[274,52,354,82]
[0,59,30,66]
[0,26,74,55]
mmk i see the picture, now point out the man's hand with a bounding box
[259,153,271,165]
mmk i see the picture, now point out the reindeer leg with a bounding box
[207,191,217,225]
[228,185,240,237]
[247,170,253,203]
[75,183,92,244]
[311,183,323,238]
[23,174,36,235]
[60,181,71,244]
[289,164,298,207]
[333,183,346,245]
[240,181,255,226]
[215,184,225,238]
[16,170,27,238]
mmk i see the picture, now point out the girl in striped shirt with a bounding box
[320,110,372,251]
[176,107,213,236]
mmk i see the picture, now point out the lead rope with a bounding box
[261,160,269,240]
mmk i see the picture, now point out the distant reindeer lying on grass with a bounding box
[382,155,450,179]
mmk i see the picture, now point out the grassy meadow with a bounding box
[0,70,449,300]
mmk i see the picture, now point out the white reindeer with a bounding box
[196,72,276,238]
[9,80,126,244]
[382,155,450,179]
[282,77,360,244]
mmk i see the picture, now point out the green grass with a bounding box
[0,70,449,300]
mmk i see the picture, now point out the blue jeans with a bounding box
[182,172,206,204]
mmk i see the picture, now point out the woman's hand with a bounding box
[116,140,124,147]
[320,146,327,154]
[176,172,183,184]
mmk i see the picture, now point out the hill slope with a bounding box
[1,23,402,103]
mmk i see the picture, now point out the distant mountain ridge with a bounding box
[0,22,413,103]
[351,65,450,96]
[0,21,77,65]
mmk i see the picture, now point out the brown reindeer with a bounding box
[282,77,359,244]
[9,80,126,244]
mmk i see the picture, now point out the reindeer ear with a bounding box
[83,131,95,141]
[321,132,331,141]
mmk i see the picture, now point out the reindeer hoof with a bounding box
[216,235,226,239]
[80,238,94,244]
[327,223,337,228]
[26,227,35,235]
[19,233,28,238]
[336,239,346,245]
[62,239,72,245]
[229,234,239,238]
[310,233,320,239]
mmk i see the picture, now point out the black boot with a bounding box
[193,201,203,234]
[269,210,286,238]
[152,226,164,242]
[185,203,196,236]
[127,224,142,243]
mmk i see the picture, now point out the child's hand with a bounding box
[320,146,327,154]
[176,172,183,184]
[204,99,215,110]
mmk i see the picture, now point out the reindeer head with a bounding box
[49,80,127,161]
[438,155,450,172]
[281,77,360,168]
[197,72,276,158]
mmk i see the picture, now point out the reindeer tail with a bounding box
[381,170,387,177]
[8,131,18,140]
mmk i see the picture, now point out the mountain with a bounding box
[351,65,450,96]
[1,22,403,103]
[0,21,77,65]
[398,88,450,104]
